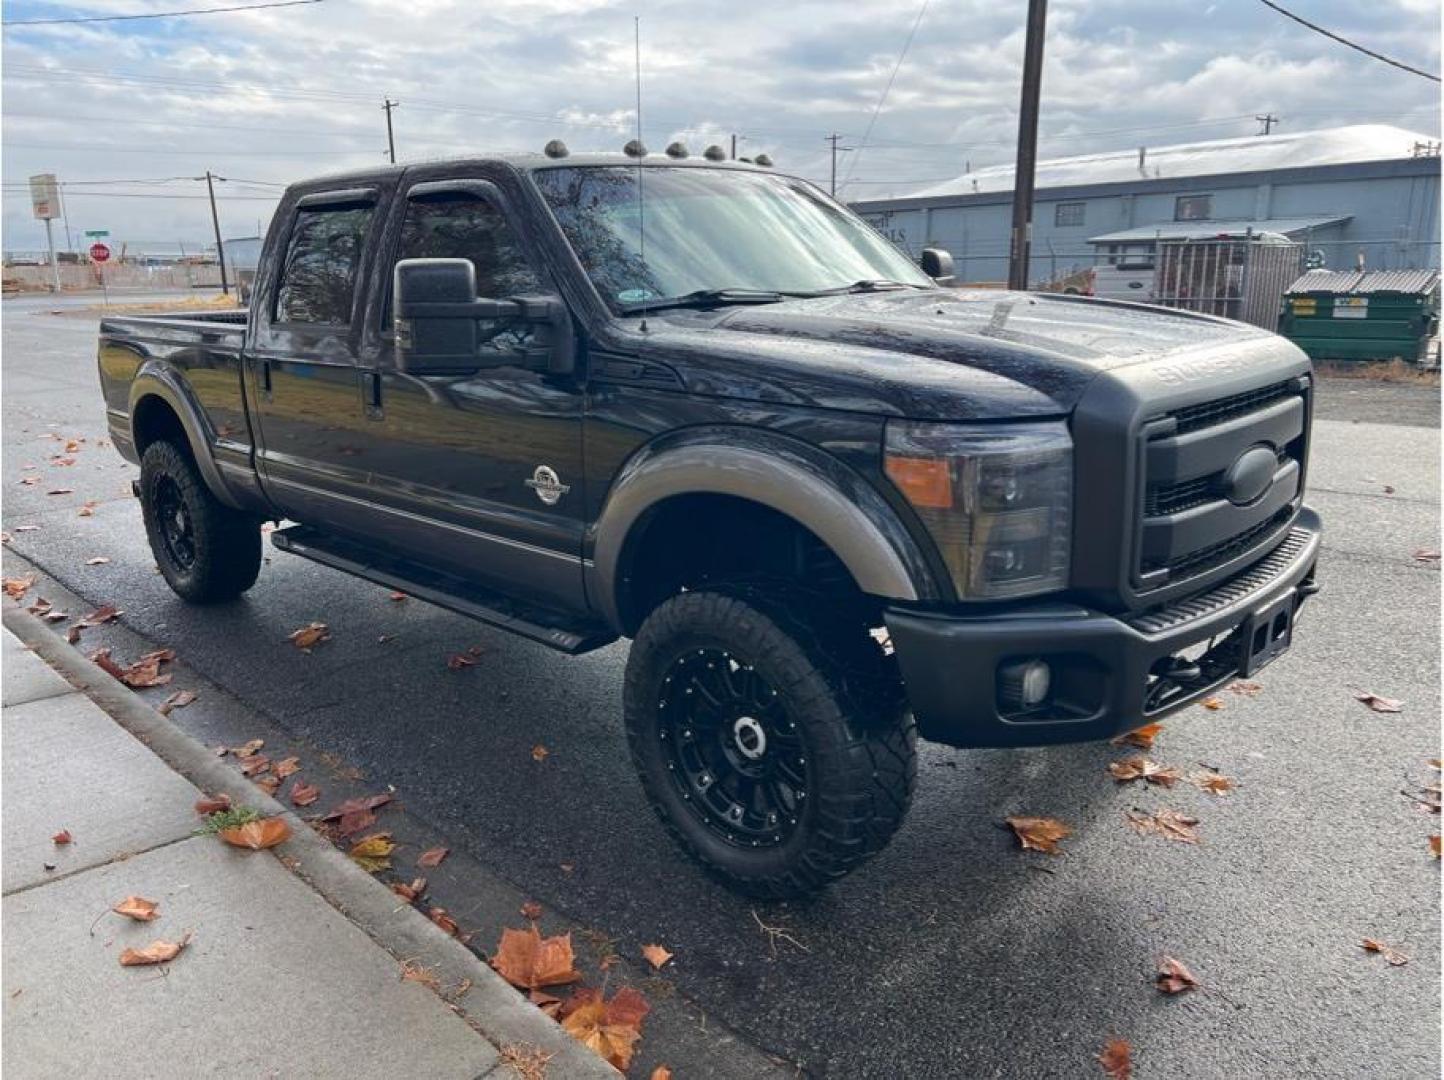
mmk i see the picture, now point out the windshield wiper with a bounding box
[619,288,787,315]
[792,278,931,298]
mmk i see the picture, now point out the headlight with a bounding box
[884,420,1072,599]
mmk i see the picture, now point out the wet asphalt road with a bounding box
[3,293,1440,1078]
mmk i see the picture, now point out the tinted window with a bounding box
[397,194,541,297]
[1054,201,1085,227]
[275,204,373,324]
[1175,194,1212,221]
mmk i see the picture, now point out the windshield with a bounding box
[531,166,933,313]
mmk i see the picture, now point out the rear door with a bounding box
[247,188,383,536]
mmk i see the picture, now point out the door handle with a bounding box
[260,359,273,399]
[364,371,383,419]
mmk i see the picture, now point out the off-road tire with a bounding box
[624,587,917,898]
[139,440,262,603]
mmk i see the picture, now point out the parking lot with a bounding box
[3,293,1439,1078]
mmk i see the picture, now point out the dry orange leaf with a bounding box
[272,757,301,780]
[289,622,331,651]
[238,755,271,778]
[194,794,231,815]
[1108,756,1180,787]
[520,900,543,920]
[1361,939,1409,966]
[254,775,282,796]
[641,944,674,971]
[113,896,159,922]
[1097,1037,1132,1079]
[232,739,265,758]
[446,652,477,670]
[1200,697,1224,711]
[491,925,583,990]
[428,907,460,936]
[531,744,550,763]
[392,877,427,902]
[650,1068,674,1080]
[1112,722,1163,750]
[529,988,564,1017]
[1126,809,1200,844]
[2,574,36,600]
[52,829,72,845]
[219,817,292,850]
[158,689,198,716]
[1194,770,1234,795]
[320,793,392,821]
[1005,816,1072,855]
[290,781,321,807]
[335,809,378,837]
[560,986,651,1071]
[417,846,449,868]
[1229,680,1263,696]
[1431,835,1441,859]
[1354,691,1403,713]
[349,833,396,873]
[79,502,96,517]
[1155,955,1200,994]
[119,932,192,967]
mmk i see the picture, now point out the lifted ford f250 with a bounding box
[98,148,1321,897]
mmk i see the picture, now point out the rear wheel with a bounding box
[624,587,916,898]
[139,440,262,603]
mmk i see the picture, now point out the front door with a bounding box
[356,177,587,613]
[247,190,381,537]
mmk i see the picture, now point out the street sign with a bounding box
[89,242,112,264]
[84,229,109,239]
[29,174,60,221]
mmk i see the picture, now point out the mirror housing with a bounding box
[920,247,955,284]
[393,258,574,376]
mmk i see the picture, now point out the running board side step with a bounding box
[270,526,617,656]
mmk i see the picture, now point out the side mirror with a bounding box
[393,258,574,376]
[920,247,955,284]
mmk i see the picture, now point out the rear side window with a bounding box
[275,204,374,324]
[397,193,541,297]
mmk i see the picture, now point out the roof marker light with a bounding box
[543,139,569,159]
[703,145,726,161]
[665,141,689,159]
[623,139,648,158]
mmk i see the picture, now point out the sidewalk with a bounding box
[1,607,614,1079]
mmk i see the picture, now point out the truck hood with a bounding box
[637,289,1305,420]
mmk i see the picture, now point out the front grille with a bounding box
[1146,473,1220,516]
[1169,380,1293,435]
[1142,506,1293,579]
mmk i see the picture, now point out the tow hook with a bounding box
[1152,655,1203,684]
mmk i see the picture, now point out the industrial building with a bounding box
[851,125,1441,288]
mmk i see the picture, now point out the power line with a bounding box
[839,0,929,192]
[1257,0,1440,83]
[5,0,323,25]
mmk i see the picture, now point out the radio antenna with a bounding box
[634,14,649,332]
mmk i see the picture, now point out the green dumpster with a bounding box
[1280,269,1439,362]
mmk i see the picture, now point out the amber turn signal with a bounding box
[884,455,953,509]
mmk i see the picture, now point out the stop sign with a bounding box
[89,242,111,263]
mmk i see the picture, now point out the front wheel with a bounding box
[623,588,916,898]
[139,440,262,603]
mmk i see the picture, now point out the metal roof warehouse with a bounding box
[850,125,1440,287]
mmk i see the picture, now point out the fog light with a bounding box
[999,659,1052,712]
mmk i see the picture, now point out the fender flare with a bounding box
[588,427,940,632]
[128,363,245,510]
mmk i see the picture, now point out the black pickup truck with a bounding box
[98,147,1321,896]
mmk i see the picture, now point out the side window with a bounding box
[274,203,374,325]
[1174,194,1212,221]
[397,194,542,298]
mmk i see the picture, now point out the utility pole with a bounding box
[203,171,230,296]
[730,133,737,160]
[382,98,398,163]
[1255,113,1279,135]
[825,133,853,197]
[1006,0,1047,291]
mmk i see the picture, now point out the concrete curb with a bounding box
[3,602,617,1078]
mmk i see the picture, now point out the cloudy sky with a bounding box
[3,0,1440,254]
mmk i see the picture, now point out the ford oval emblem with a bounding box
[1222,445,1277,506]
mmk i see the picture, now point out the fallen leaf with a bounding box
[428,906,461,936]
[112,896,159,922]
[560,986,651,1071]
[349,832,396,873]
[1430,835,1440,859]
[1361,939,1409,966]
[335,809,378,837]
[1354,691,1403,713]
[1383,484,1396,494]
[254,775,282,795]
[219,818,291,850]
[650,1068,674,1080]
[79,502,97,517]
[389,591,408,602]
[272,756,301,780]
[378,634,396,644]
[194,794,231,815]
[1229,680,1263,696]
[417,846,449,868]
[1112,722,1163,750]
[14,524,40,532]
[231,739,265,758]
[26,597,52,615]
[46,488,74,496]
[157,689,198,716]
[1097,1037,1132,1079]
[559,862,574,873]
[85,556,111,566]
[1200,696,1225,711]
[290,781,321,807]
[1125,809,1200,844]
[52,829,72,845]
[1194,770,1234,795]
[531,744,550,763]
[238,755,271,778]
[392,877,427,902]
[446,652,477,670]
[400,960,441,991]
[520,900,543,920]
[289,622,330,651]
[17,477,39,486]
[530,988,564,1017]
[42,610,69,622]
[491,925,583,989]
[3,574,36,599]
[1005,816,1072,855]
[641,944,673,970]
[116,651,173,689]
[119,932,192,967]
[1155,955,1201,994]
[320,793,393,821]
[1107,756,1181,787]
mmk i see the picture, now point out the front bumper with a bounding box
[886,506,1321,748]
